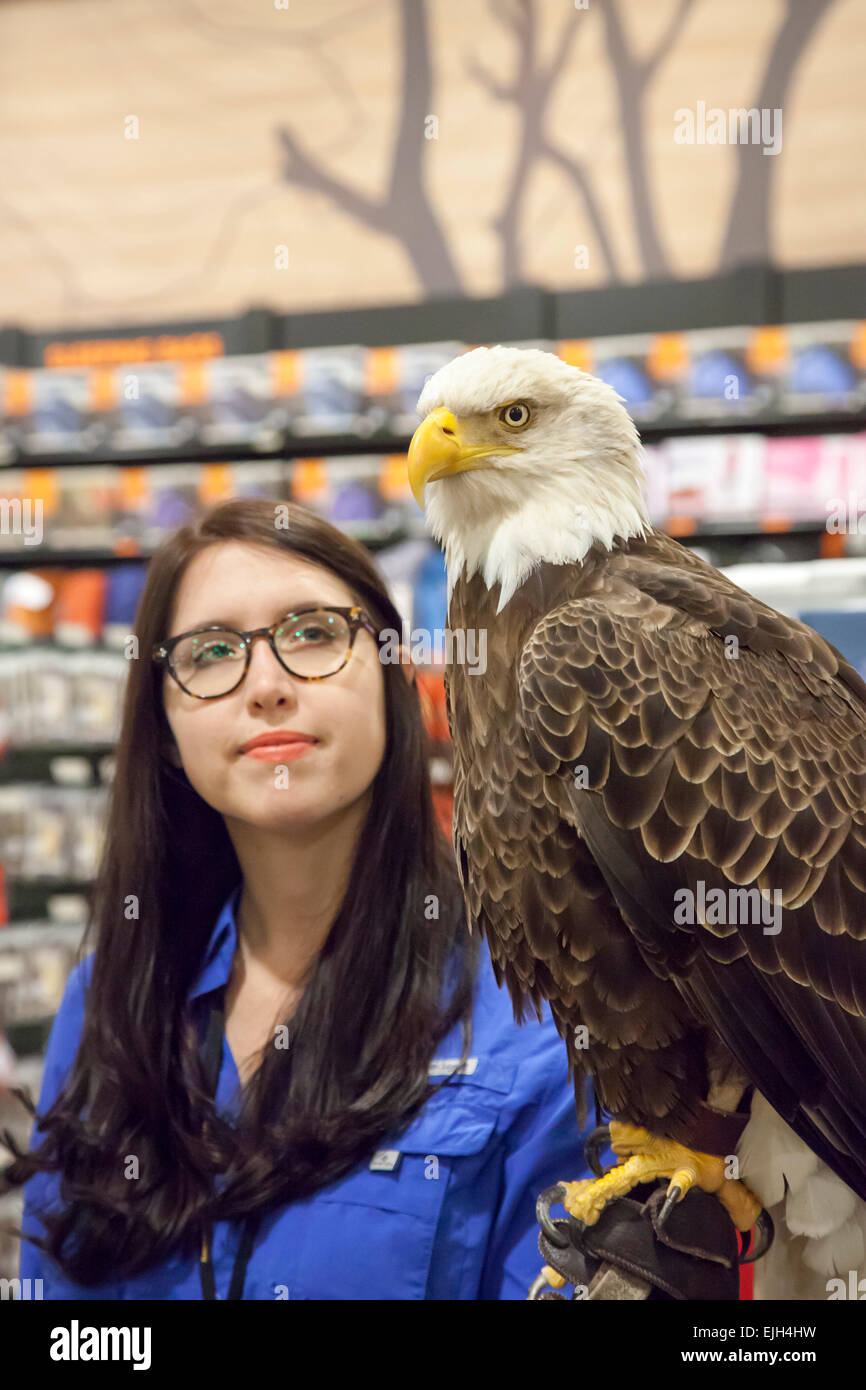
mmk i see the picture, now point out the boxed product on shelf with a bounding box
[289,454,413,539]
[284,346,367,437]
[363,341,467,438]
[0,466,116,554]
[0,647,73,743]
[40,466,117,550]
[67,650,126,744]
[0,785,65,879]
[656,434,766,525]
[0,926,85,1025]
[0,564,120,650]
[113,462,225,551]
[411,546,449,661]
[197,355,289,450]
[0,646,125,744]
[137,462,200,547]
[0,472,29,553]
[2,368,108,457]
[104,362,199,454]
[54,569,107,646]
[102,564,149,648]
[761,435,846,522]
[561,333,682,426]
[373,536,431,632]
[780,321,866,416]
[819,432,866,534]
[0,784,108,882]
[678,326,778,421]
[0,569,62,641]
[111,466,150,550]
[197,460,287,508]
[0,787,28,878]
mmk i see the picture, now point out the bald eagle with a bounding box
[407,344,866,1298]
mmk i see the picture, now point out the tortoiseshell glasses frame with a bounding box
[152,604,380,698]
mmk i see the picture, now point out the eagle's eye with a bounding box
[499,402,531,429]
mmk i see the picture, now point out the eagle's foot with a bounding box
[560,1120,762,1231]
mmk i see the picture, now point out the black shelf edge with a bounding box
[5,266,865,364]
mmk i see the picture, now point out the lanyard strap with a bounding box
[199,993,261,1300]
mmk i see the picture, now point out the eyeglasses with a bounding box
[152,605,380,699]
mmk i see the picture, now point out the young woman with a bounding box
[3,497,594,1300]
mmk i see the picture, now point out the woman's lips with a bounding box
[242,742,316,762]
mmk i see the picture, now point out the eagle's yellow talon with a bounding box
[558,1123,762,1232]
[667,1165,699,1201]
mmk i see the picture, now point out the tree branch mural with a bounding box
[467,0,624,284]
[276,0,463,295]
[271,0,847,296]
[601,0,698,280]
[0,0,854,327]
[718,0,840,269]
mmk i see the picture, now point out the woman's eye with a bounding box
[499,402,531,427]
[194,640,234,663]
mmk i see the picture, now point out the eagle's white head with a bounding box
[408,344,649,613]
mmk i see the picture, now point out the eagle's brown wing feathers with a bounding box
[447,565,723,1139]
[517,547,866,1197]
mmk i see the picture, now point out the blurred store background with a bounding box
[0,0,864,1287]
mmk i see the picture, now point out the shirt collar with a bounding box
[188,880,242,1001]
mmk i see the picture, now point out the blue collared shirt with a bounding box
[19,882,595,1299]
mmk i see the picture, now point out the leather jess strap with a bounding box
[674,1090,755,1157]
[610,1089,754,1159]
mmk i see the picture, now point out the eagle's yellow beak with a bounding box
[408,406,517,509]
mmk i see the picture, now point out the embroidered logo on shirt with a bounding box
[369,1149,402,1172]
[428,1057,478,1076]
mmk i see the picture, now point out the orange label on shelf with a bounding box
[22,468,59,513]
[199,464,233,504]
[120,467,149,508]
[90,367,116,411]
[746,326,789,374]
[850,322,866,371]
[113,537,142,556]
[648,333,689,380]
[558,340,593,372]
[44,332,224,368]
[380,453,410,501]
[3,370,32,416]
[365,347,399,395]
[179,362,208,405]
[820,530,846,559]
[291,458,327,501]
[270,351,301,395]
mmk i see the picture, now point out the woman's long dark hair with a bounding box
[1,498,480,1286]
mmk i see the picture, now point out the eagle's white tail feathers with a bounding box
[736,1089,866,1298]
